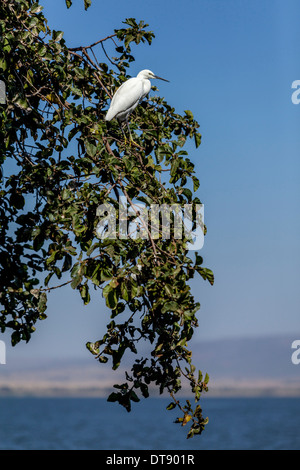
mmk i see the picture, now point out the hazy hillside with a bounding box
[190,334,300,396]
[0,334,299,397]
[192,334,299,379]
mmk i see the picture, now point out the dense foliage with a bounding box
[0,0,214,438]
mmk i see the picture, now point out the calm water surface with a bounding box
[0,397,299,450]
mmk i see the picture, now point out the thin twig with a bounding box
[68,34,117,52]
[42,280,72,292]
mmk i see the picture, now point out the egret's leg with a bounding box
[126,119,133,143]
[118,121,127,145]
[126,118,140,148]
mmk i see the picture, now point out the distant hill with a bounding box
[0,334,299,397]
[192,333,299,379]
[190,333,300,397]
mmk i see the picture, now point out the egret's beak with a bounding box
[154,75,170,82]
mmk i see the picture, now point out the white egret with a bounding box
[105,69,169,145]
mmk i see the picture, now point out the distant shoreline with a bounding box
[1,380,300,399]
[1,334,299,399]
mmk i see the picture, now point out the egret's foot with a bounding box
[129,138,142,149]
[121,134,142,149]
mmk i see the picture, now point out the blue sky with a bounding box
[3,0,300,361]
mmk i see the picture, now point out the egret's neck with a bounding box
[142,78,151,96]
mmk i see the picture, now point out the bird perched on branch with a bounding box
[105,69,169,146]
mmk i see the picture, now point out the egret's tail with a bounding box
[105,108,115,121]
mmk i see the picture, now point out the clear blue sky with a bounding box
[4,0,300,361]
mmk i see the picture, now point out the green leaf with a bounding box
[105,287,118,309]
[9,193,25,209]
[31,3,44,14]
[197,267,214,285]
[192,175,200,192]
[98,355,108,363]
[187,428,195,439]
[161,301,180,313]
[86,341,100,355]
[14,96,31,112]
[140,383,149,398]
[0,58,7,72]
[37,292,47,314]
[71,274,82,289]
[45,251,57,265]
[84,0,92,10]
[80,284,90,305]
[112,343,126,370]
[62,254,72,272]
[176,337,187,348]
[166,402,176,410]
[52,30,64,42]
[3,38,11,54]
[130,390,140,403]
[85,140,97,157]
[194,132,201,148]
[182,413,192,426]
[121,280,129,302]
[11,331,21,347]
[184,110,193,120]
[107,392,119,402]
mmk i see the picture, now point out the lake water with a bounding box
[0,397,299,450]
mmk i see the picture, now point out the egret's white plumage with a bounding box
[105,69,169,144]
